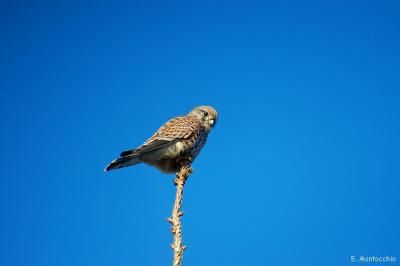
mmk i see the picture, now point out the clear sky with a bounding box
[1,1,399,266]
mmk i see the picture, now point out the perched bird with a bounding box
[105,106,218,173]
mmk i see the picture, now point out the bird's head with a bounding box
[189,106,218,132]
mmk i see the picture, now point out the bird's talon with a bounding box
[180,164,193,176]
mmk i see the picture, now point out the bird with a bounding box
[105,106,218,173]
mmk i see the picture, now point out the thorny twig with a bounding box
[167,164,192,266]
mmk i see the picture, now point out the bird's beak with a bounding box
[209,119,215,126]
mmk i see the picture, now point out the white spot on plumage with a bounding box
[175,142,184,151]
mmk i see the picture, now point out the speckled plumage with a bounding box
[105,106,218,173]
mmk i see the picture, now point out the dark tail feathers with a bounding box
[120,149,135,157]
[104,154,141,171]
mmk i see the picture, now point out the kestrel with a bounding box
[105,106,218,173]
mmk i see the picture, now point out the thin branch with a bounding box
[168,164,192,266]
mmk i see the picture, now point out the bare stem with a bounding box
[168,164,192,266]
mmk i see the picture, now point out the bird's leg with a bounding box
[176,156,192,165]
[176,157,193,174]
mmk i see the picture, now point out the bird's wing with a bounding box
[119,139,179,157]
[135,116,200,153]
[130,139,181,154]
[119,116,200,156]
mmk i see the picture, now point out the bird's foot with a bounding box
[180,164,193,176]
[174,164,192,185]
[175,157,193,181]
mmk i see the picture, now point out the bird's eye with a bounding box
[203,111,208,117]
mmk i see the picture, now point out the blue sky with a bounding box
[1,1,399,266]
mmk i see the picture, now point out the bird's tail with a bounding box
[104,153,141,171]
